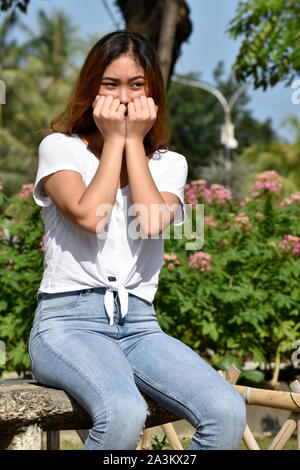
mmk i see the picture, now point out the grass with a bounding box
[42,433,298,450]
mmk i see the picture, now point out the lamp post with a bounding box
[171,75,250,173]
[0,80,6,128]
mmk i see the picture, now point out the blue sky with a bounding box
[2,0,299,143]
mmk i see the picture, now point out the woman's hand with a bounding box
[126,96,158,142]
[92,95,127,143]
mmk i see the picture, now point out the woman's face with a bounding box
[98,54,148,105]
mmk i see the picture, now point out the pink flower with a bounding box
[251,171,282,197]
[279,234,300,257]
[184,180,211,206]
[185,179,233,206]
[234,213,253,230]
[204,216,217,228]
[239,196,251,206]
[0,182,3,191]
[164,252,180,269]
[189,251,212,272]
[210,184,233,204]
[278,191,300,208]
[19,184,34,199]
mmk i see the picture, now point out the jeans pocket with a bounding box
[39,290,82,313]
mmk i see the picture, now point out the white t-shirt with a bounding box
[33,132,188,325]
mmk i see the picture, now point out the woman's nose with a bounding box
[118,87,131,105]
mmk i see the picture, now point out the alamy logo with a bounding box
[291,340,300,368]
[95,201,205,250]
[291,80,300,104]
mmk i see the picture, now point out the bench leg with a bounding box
[0,424,42,450]
[76,429,89,444]
[46,430,60,450]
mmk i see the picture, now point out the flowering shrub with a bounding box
[279,191,300,207]
[0,183,44,377]
[163,252,181,269]
[156,170,300,385]
[188,252,212,272]
[279,235,300,258]
[251,170,282,196]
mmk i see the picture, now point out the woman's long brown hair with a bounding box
[49,30,170,157]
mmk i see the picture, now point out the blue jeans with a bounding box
[28,287,246,450]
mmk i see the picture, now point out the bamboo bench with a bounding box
[0,365,300,450]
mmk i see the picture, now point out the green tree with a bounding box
[239,116,300,193]
[227,0,300,89]
[0,0,29,13]
[168,61,278,181]
[0,10,87,196]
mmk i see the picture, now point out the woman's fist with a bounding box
[125,96,158,141]
[92,95,127,142]
[92,94,158,143]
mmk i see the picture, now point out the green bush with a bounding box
[0,184,44,377]
[156,171,300,385]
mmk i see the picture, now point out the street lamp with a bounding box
[171,75,251,167]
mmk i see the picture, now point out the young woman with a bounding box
[29,30,246,450]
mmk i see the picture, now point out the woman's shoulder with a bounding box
[153,148,188,165]
[39,132,73,149]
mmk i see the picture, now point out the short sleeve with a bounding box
[33,133,83,207]
[154,151,188,226]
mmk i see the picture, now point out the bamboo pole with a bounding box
[137,428,152,450]
[225,364,241,384]
[243,426,261,450]
[267,414,297,450]
[233,385,300,412]
[162,423,183,450]
[290,380,300,450]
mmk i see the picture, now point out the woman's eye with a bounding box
[101,83,144,88]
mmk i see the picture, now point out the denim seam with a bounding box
[132,368,204,427]
[36,332,111,448]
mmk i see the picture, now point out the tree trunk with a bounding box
[157,0,181,90]
[116,0,192,89]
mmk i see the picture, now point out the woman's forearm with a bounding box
[78,137,124,234]
[125,138,170,236]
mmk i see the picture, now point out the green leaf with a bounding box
[242,369,265,383]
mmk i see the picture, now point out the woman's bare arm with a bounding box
[42,137,125,234]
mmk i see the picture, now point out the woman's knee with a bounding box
[222,389,246,429]
[89,390,148,449]
[108,392,149,428]
[209,388,246,447]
